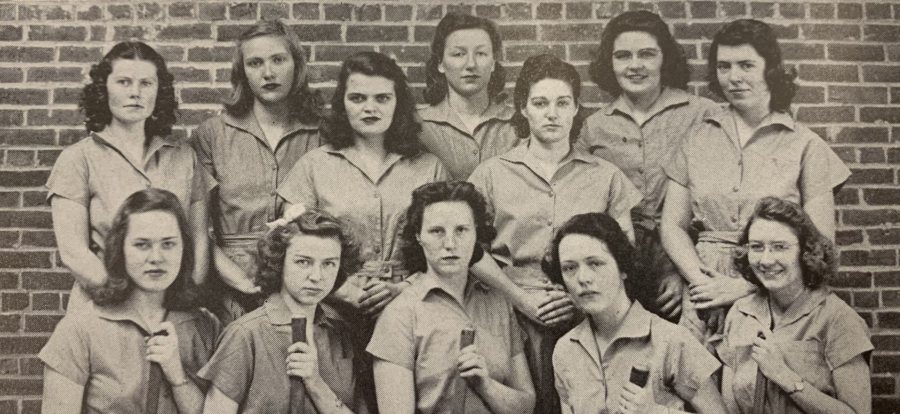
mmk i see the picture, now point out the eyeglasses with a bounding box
[745,241,797,254]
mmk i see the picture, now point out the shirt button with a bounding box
[548,191,554,197]
[638,168,644,174]
[472,150,478,155]
[731,215,738,223]
[374,246,381,254]
[637,142,643,148]
[373,193,380,199]
[622,137,627,143]
[732,186,739,192]
[270,191,276,196]
[271,166,277,171]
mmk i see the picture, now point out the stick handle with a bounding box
[289,317,307,414]
[629,364,650,387]
[145,330,168,414]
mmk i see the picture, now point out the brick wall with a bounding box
[0,0,897,412]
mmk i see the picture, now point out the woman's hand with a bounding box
[656,273,684,320]
[286,341,320,382]
[146,322,187,384]
[751,335,797,386]
[457,344,490,387]
[359,279,406,317]
[617,382,652,414]
[536,289,576,327]
[689,267,755,310]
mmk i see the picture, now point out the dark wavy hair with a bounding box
[224,19,324,124]
[423,12,507,105]
[91,189,197,309]
[733,197,835,290]
[400,181,496,274]
[81,42,177,139]
[256,209,361,296]
[510,54,583,141]
[322,51,423,157]
[590,10,689,96]
[542,213,640,301]
[708,19,797,113]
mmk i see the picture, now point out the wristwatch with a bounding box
[785,379,805,395]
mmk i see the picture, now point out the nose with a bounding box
[362,98,376,112]
[546,104,559,120]
[758,247,775,266]
[727,67,741,84]
[464,52,476,69]
[308,264,322,282]
[261,62,274,79]
[442,233,457,250]
[575,265,591,286]
[626,55,642,69]
[147,244,164,263]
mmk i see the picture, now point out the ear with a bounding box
[437,61,446,75]
[620,272,627,280]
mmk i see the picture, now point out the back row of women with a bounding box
[39,9,871,414]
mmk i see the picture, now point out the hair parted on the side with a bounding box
[81,41,178,139]
[92,188,198,309]
[510,54,583,141]
[256,209,361,296]
[224,19,324,124]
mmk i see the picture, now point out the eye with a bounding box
[587,258,605,269]
[294,258,312,266]
[454,226,470,235]
[613,51,631,60]
[530,99,548,108]
[560,262,577,275]
[273,55,284,64]
[428,228,445,236]
[161,240,178,249]
[346,94,364,103]
[117,79,130,86]
[747,242,765,253]
[739,62,754,70]
[716,62,731,71]
[322,260,339,269]
[771,242,792,253]
[140,80,154,87]
[557,99,572,108]
[132,240,150,250]
[375,94,393,104]
[246,59,262,68]
[638,50,659,59]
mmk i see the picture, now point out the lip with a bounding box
[578,291,600,298]
[300,287,323,294]
[124,104,144,109]
[361,116,381,123]
[440,255,460,262]
[543,124,562,129]
[262,83,281,90]
[625,74,647,80]
[144,269,166,277]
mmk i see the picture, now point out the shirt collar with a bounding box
[92,300,198,334]
[498,144,597,167]
[91,132,175,167]
[415,271,490,303]
[262,292,340,329]
[704,106,796,132]
[221,110,319,142]
[419,98,515,127]
[568,301,653,366]
[735,287,830,328]
[603,87,691,118]
[322,144,406,182]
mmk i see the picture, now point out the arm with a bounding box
[50,197,107,289]
[462,351,535,414]
[202,386,238,414]
[659,180,707,286]
[189,199,209,286]
[372,359,415,414]
[41,366,85,414]
[803,192,836,243]
[687,376,729,414]
[147,322,204,414]
[616,212,636,246]
[212,245,259,294]
[286,341,358,413]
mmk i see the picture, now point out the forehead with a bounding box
[748,218,799,241]
[126,211,180,238]
[286,233,341,256]
[241,35,290,58]
[716,43,764,62]
[345,73,395,94]
[110,59,158,78]
[421,201,474,226]
[613,31,660,50]
[445,28,492,48]
[529,78,574,99]
[558,234,613,260]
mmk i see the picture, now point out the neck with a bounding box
[353,133,388,157]
[770,284,807,313]
[447,88,490,116]
[105,120,147,145]
[428,267,468,305]
[527,135,571,165]
[590,295,632,341]
[254,99,292,126]
[734,102,770,129]
[624,87,663,113]
[280,290,317,319]
[129,289,167,325]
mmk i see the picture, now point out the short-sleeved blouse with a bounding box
[45,133,206,307]
[718,288,873,414]
[418,99,523,180]
[468,145,642,288]
[189,112,322,236]
[198,294,361,413]
[664,108,850,233]
[39,302,220,414]
[278,145,448,271]
[367,272,525,414]
[578,88,719,227]
[553,302,720,414]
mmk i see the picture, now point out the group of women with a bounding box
[38,8,871,414]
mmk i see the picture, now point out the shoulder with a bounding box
[821,293,868,328]
[406,150,443,168]
[684,94,721,113]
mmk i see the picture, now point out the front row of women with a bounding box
[40,186,871,414]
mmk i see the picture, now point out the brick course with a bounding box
[0,1,897,412]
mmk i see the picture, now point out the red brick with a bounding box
[595,2,625,18]
[840,249,897,267]
[0,68,22,83]
[860,148,886,163]
[499,25,536,41]
[861,107,900,123]
[848,168,895,185]
[26,67,83,83]
[19,357,42,375]
[168,2,194,18]
[0,4,14,20]
[796,106,855,123]
[0,25,22,41]
[674,22,722,39]
[828,44,885,61]
[0,315,20,333]
[187,46,233,62]
[169,67,209,83]
[0,379,41,396]
[134,3,162,19]
[0,252,52,270]
[891,87,900,104]
[505,44,566,62]
[22,272,73,291]
[180,87,228,104]
[502,3,532,20]
[28,25,86,42]
[0,171,49,188]
[866,3,894,19]
[801,24,860,40]
[31,293,60,312]
[24,315,62,333]
[778,2,804,19]
[157,24,211,41]
[0,272,18,289]
[809,3,834,19]
[355,4,381,21]
[473,4,499,18]
[878,312,900,329]
[305,64,340,84]
[59,46,103,62]
[542,23,604,41]
[793,85,824,104]
[751,2,775,18]
[1,293,28,311]
[627,2,655,12]
[260,3,289,20]
[834,126,889,143]
[536,3,562,19]
[0,46,54,63]
[384,5,411,21]
[324,4,352,21]
[5,150,34,167]
[719,2,745,17]
[228,3,257,20]
[22,400,41,414]
[798,64,858,83]
[0,358,18,374]
[782,43,825,60]
[291,24,342,42]
[566,2,593,19]
[888,148,900,164]
[346,25,408,42]
[854,291,878,308]
[883,290,900,307]
[835,186,859,205]
[874,397,900,413]
[0,110,24,127]
[865,190,900,207]
[0,89,48,106]
[843,209,900,226]
[865,24,900,42]
[27,109,81,126]
[837,3,863,19]
[832,271,873,288]
[871,376,894,395]
[199,3,226,20]
[90,26,106,41]
[837,230,863,246]
[20,230,54,248]
[380,46,430,64]
[829,86,887,104]
[113,25,145,41]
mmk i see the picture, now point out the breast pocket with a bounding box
[780,340,833,395]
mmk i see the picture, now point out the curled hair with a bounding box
[708,19,797,112]
[423,12,507,105]
[256,209,361,296]
[322,51,423,157]
[590,10,688,96]
[733,197,836,290]
[400,181,497,274]
[93,189,197,309]
[81,42,177,138]
[541,213,640,301]
[224,19,324,124]
[510,54,583,141]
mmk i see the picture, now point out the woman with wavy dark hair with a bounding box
[200,209,370,413]
[469,53,641,414]
[661,19,850,344]
[418,12,521,180]
[718,197,872,414]
[189,19,325,325]
[40,189,220,414]
[368,181,535,414]
[544,213,726,414]
[579,10,720,322]
[279,51,447,322]
[47,41,208,312]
